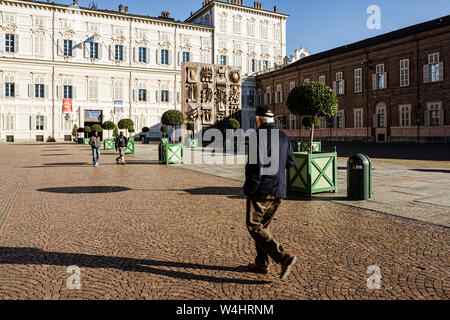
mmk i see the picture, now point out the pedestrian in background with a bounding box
[243,106,296,280]
[115,131,128,165]
[89,130,102,167]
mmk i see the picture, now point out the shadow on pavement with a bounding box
[37,186,131,194]
[0,247,270,285]
[40,154,73,157]
[183,187,245,199]
[409,169,450,174]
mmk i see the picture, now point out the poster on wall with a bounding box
[63,99,72,113]
[114,100,124,113]
[84,110,102,123]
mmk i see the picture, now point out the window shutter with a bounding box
[123,46,128,62]
[146,47,151,64]
[15,84,19,97]
[373,114,378,128]
[133,47,136,63]
[332,81,336,93]
[168,50,173,65]
[0,82,4,98]
[156,49,160,65]
[73,86,77,100]
[423,64,430,83]
[156,90,160,102]
[57,85,62,99]
[44,116,48,130]
[57,39,63,56]
[169,91,173,104]
[341,80,345,94]
[424,110,430,126]
[133,89,137,102]
[109,45,113,60]
[177,51,181,66]
[439,62,444,81]
[0,31,4,52]
[98,43,102,59]
[342,116,346,129]
[30,115,36,130]
[372,74,377,90]
[384,72,388,88]
[439,110,444,126]
[83,43,89,58]
[14,34,19,53]
[28,84,34,98]
[333,117,338,129]
[44,85,49,99]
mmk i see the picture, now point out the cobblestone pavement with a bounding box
[0,143,448,300]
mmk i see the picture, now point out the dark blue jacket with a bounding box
[244,122,295,199]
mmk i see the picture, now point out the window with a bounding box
[248,21,255,37]
[256,89,262,106]
[262,60,269,70]
[374,64,386,89]
[182,52,190,63]
[139,47,147,63]
[219,55,227,66]
[354,109,363,128]
[62,19,73,30]
[5,114,15,130]
[334,72,345,95]
[290,82,296,91]
[219,39,227,49]
[319,76,326,84]
[276,116,287,129]
[354,68,362,93]
[161,49,169,65]
[88,79,98,100]
[115,45,124,61]
[114,80,123,100]
[336,110,345,129]
[5,34,15,52]
[428,53,441,83]
[375,108,386,128]
[138,89,147,102]
[303,79,310,83]
[36,116,44,131]
[35,84,44,98]
[89,23,99,33]
[4,14,16,23]
[427,103,442,126]
[250,59,257,73]
[400,59,410,87]
[233,19,241,34]
[290,115,298,130]
[400,105,411,127]
[201,53,209,64]
[220,18,227,32]
[63,39,73,57]
[161,90,169,102]
[274,25,282,41]
[261,23,268,39]
[90,42,99,59]
[248,89,255,107]
[275,85,282,104]
[5,82,15,97]
[34,17,45,27]
[137,30,147,39]
[234,55,242,67]
[319,117,327,129]
[64,85,73,99]
[264,87,271,105]
[34,34,44,56]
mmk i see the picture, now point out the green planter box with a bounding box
[161,143,184,164]
[297,141,322,153]
[287,149,338,197]
[83,138,90,145]
[77,138,84,144]
[104,139,114,150]
[161,137,169,144]
[126,137,135,154]
[189,138,198,148]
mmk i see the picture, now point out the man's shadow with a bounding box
[0,247,269,285]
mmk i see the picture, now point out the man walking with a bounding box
[89,130,102,167]
[243,106,296,280]
[115,131,128,165]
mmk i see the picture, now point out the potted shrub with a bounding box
[186,122,197,148]
[160,125,169,144]
[224,118,240,152]
[103,121,116,150]
[160,110,185,164]
[83,126,91,145]
[76,126,84,144]
[113,125,119,139]
[298,116,322,153]
[118,119,135,154]
[286,81,338,196]
[142,127,150,144]
[72,124,78,143]
[91,124,102,134]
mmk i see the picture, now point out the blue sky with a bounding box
[62,0,450,55]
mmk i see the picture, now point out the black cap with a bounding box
[255,106,274,118]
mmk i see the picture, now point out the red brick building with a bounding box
[256,15,450,143]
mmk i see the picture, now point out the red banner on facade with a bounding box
[63,99,72,113]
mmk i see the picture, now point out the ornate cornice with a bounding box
[1,23,17,33]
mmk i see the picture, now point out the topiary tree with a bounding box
[128,127,135,136]
[118,118,135,137]
[161,110,185,143]
[72,124,78,138]
[103,121,115,139]
[91,124,103,134]
[301,116,320,129]
[186,122,195,139]
[77,127,84,133]
[160,125,169,138]
[113,125,119,138]
[142,127,150,139]
[226,118,241,130]
[287,81,338,153]
[84,126,91,137]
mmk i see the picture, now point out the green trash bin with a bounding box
[347,153,372,200]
